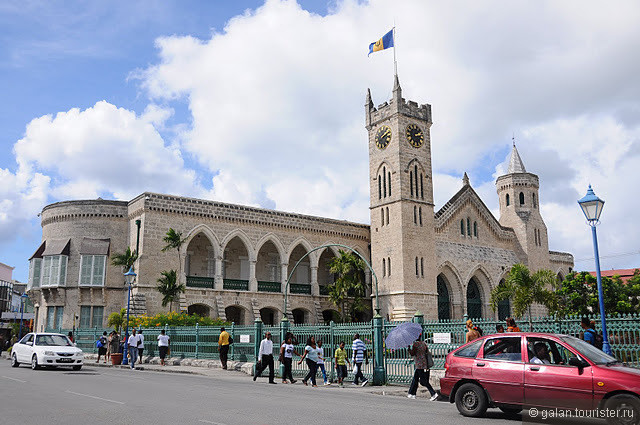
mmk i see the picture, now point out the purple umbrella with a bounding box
[385,322,423,350]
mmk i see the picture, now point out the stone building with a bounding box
[27,77,573,329]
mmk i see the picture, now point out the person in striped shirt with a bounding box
[351,333,369,386]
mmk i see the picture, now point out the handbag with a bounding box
[425,347,434,369]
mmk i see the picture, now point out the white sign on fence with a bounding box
[433,332,451,344]
[239,334,250,343]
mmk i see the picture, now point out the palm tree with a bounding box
[162,228,186,280]
[328,250,367,322]
[490,263,558,331]
[111,247,138,273]
[156,270,185,312]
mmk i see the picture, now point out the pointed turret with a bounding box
[462,172,470,186]
[392,74,402,112]
[507,144,527,174]
[366,88,373,109]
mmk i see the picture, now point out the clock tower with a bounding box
[366,76,438,321]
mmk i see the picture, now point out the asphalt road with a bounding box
[0,359,605,425]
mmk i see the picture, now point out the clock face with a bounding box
[406,124,424,148]
[375,125,392,150]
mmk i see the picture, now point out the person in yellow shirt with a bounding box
[334,341,351,387]
[219,327,230,370]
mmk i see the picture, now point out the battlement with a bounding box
[367,97,432,128]
[496,172,539,189]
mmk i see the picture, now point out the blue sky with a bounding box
[2,0,640,282]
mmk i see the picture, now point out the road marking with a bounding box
[101,372,145,380]
[65,390,125,404]
[2,375,26,383]
[199,420,227,425]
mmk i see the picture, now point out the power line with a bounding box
[574,250,640,263]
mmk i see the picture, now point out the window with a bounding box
[410,171,414,197]
[55,306,64,329]
[414,206,417,224]
[383,167,387,198]
[420,174,424,199]
[81,306,106,329]
[483,337,522,362]
[419,207,422,226]
[534,228,538,246]
[527,337,575,365]
[420,257,424,277]
[532,193,537,208]
[382,259,386,277]
[79,255,107,286]
[46,306,55,329]
[519,192,525,205]
[414,165,419,198]
[386,207,389,225]
[41,255,67,287]
[378,176,382,199]
[388,171,391,197]
[387,257,391,276]
[29,258,42,288]
[506,194,510,206]
[473,221,477,237]
[92,306,104,328]
[455,339,483,358]
[207,249,216,277]
[381,208,384,226]
[467,218,471,236]
[460,219,465,235]
[80,306,91,328]
[415,257,419,276]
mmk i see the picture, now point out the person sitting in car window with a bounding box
[530,342,552,364]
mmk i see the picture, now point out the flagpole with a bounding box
[393,25,397,77]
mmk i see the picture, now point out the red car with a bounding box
[440,332,640,424]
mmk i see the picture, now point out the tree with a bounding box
[162,228,186,280]
[490,263,558,331]
[156,270,185,312]
[556,271,640,317]
[111,247,138,273]
[328,250,368,322]
[107,308,126,332]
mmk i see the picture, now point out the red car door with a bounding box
[523,336,593,410]
[472,336,524,405]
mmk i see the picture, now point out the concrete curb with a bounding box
[83,353,254,375]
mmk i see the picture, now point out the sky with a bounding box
[1,0,639,283]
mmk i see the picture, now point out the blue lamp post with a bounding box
[577,185,612,355]
[121,267,137,365]
[17,293,29,340]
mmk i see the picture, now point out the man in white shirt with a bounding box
[127,328,139,369]
[253,332,276,384]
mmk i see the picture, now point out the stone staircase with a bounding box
[215,295,227,321]
[313,300,324,324]
[129,293,147,316]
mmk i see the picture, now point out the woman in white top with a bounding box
[280,336,300,384]
[157,329,170,366]
[316,340,329,385]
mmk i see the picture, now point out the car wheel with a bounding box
[605,394,640,425]
[11,353,19,367]
[31,354,40,370]
[499,406,523,416]
[73,365,82,371]
[455,383,489,417]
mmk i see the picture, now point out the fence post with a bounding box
[254,318,263,376]
[329,320,335,383]
[230,322,235,361]
[279,316,289,377]
[372,313,386,385]
[195,322,199,360]
[93,327,98,354]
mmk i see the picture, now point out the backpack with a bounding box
[96,337,106,348]
[228,336,234,345]
[587,329,604,350]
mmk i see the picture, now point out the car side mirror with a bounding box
[568,356,588,368]
[26,341,33,346]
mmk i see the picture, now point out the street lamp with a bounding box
[18,293,28,340]
[122,266,137,365]
[577,184,612,355]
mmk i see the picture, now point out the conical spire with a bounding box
[507,144,526,174]
[462,172,470,186]
[393,73,401,93]
[366,88,373,109]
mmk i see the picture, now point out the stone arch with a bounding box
[255,235,285,286]
[555,268,566,283]
[184,224,221,257]
[285,237,315,264]
[221,229,255,261]
[322,309,341,324]
[317,245,339,288]
[496,279,511,321]
[291,307,311,325]
[375,160,395,176]
[437,261,464,319]
[225,304,250,325]
[184,228,219,282]
[255,233,286,262]
[259,306,281,326]
[405,158,427,175]
[464,264,493,319]
[187,303,211,318]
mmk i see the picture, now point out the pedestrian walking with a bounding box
[334,341,350,387]
[127,328,139,369]
[351,333,369,386]
[137,329,145,362]
[298,336,319,387]
[107,330,119,363]
[316,339,329,385]
[407,335,438,401]
[157,329,170,366]
[253,332,276,384]
[465,320,480,343]
[96,331,108,363]
[280,335,299,384]
[506,318,521,332]
[219,327,230,370]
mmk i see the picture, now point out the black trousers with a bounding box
[408,369,436,396]
[255,354,274,382]
[220,344,229,369]
[282,357,294,382]
[353,362,365,384]
[303,358,318,385]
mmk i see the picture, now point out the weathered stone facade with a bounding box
[28,78,573,329]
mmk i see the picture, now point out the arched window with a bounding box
[519,192,525,205]
[467,278,482,319]
[420,173,424,199]
[437,275,451,321]
[467,217,471,236]
[506,194,510,206]
[382,259,386,277]
[473,221,477,237]
[420,257,424,277]
[409,171,414,197]
[460,219,465,235]
[383,167,387,198]
[378,176,382,200]
[532,193,537,208]
[381,208,384,226]
[534,228,538,246]
[386,207,389,225]
[414,206,417,224]
[419,207,422,226]
[388,257,391,276]
[415,257,419,276]
[414,165,419,198]
[388,171,391,197]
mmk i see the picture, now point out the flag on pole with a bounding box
[368,29,394,56]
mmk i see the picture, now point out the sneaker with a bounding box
[430,393,439,401]
[324,382,330,386]
[290,379,297,384]
[407,394,416,399]
[312,384,318,387]
[361,379,369,387]
[268,381,277,384]
[352,382,358,386]
[253,375,257,381]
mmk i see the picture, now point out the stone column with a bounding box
[310,266,319,296]
[249,259,258,292]
[281,263,289,293]
[215,257,223,289]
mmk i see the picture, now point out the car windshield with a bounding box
[560,335,617,364]
[35,335,73,347]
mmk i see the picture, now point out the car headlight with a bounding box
[76,352,83,357]
[44,351,55,356]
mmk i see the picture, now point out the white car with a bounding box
[11,333,84,370]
